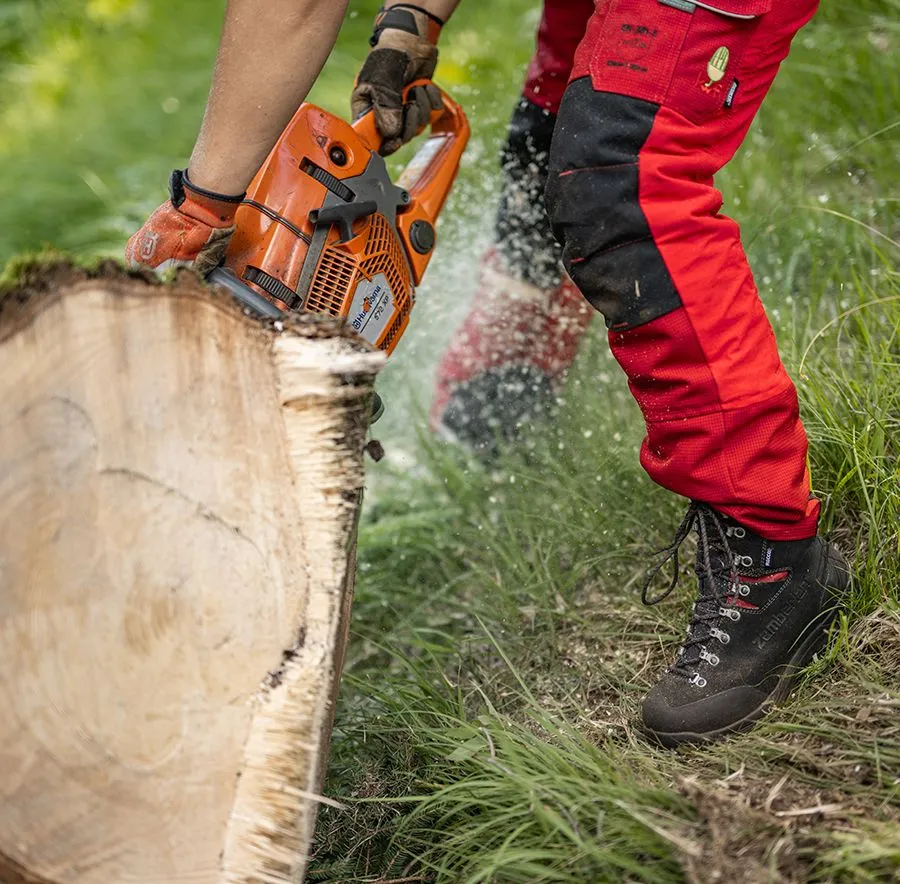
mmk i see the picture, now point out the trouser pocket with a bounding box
[588,0,692,105]
[664,0,773,123]
[588,0,772,121]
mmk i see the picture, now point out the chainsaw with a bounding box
[208,83,469,370]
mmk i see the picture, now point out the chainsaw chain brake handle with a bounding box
[352,81,470,285]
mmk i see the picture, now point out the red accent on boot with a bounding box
[742,571,790,584]
[430,249,594,430]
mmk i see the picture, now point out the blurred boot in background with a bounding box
[430,0,595,456]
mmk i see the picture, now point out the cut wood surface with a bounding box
[0,265,385,883]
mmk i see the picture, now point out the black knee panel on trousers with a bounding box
[545,78,681,330]
[494,97,563,290]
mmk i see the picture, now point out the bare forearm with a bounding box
[189,0,349,195]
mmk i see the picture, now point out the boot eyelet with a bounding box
[735,555,753,567]
[689,673,707,687]
[739,584,751,596]
[700,649,720,666]
[710,627,730,644]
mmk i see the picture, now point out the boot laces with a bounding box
[642,502,742,681]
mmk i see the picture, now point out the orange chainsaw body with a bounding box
[222,86,469,354]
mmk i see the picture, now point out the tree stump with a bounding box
[0,264,385,883]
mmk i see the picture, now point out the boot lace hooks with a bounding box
[641,503,741,680]
[641,502,735,606]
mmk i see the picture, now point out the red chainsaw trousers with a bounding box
[523,0,595,113]
[532,0,820,540]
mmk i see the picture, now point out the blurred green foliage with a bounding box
[0,0,542,262]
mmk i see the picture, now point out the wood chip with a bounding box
[775,803,849,819]
[764,773,789,814]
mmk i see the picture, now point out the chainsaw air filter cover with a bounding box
[223,88,468,355]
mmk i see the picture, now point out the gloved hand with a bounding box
[351,4,444,155]
[125,169,244,277]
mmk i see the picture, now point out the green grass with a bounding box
[2,1,899,881]
[311,268,899,880]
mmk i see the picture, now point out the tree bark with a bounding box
[0,265,384,883]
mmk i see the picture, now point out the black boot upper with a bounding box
[641,503,850,744]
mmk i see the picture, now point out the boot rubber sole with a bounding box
[649,543,851,748]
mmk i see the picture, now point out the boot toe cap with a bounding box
[642,680,770,747]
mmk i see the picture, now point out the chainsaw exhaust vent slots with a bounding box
[209,81,469,356]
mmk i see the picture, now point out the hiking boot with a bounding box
[641,502,851,747]
[430,249,593,456]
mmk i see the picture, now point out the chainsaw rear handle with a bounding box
[352,81,469,224]
[351,80,456,155]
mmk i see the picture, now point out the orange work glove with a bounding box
[351,4,444,155]
[125,169,244,277]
